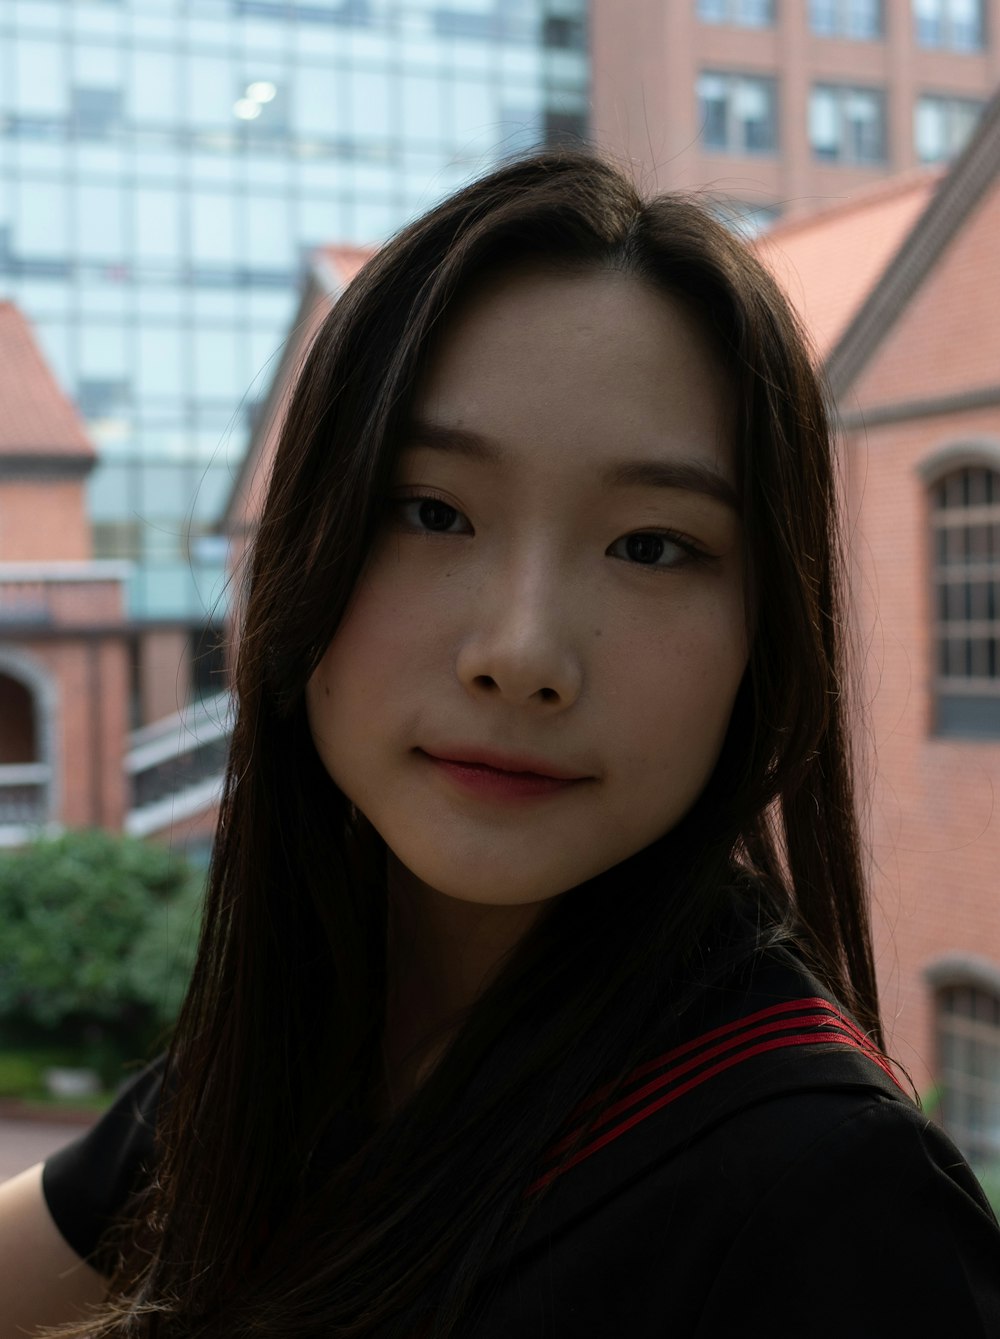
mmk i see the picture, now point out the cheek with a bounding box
[304,570,448,755]
[606,600,747,776]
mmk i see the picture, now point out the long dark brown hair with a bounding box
[50,147,879,1338]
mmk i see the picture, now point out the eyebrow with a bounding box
[403,419,741,512]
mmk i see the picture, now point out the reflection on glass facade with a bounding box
[0,0,588,624]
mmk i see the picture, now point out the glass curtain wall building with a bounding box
[0,0,587,712]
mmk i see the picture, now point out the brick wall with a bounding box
[11,634,129,831]
[843,179,1000,1091]
[0,480,92,562]
[590,0,1000,221]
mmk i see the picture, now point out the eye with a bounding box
[606,531,702,570]
[393,494,473,535]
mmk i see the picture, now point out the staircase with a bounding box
[125,690,232,837]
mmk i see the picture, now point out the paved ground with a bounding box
[0,1116,94,1183]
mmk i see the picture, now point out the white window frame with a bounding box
[929,962,1000,1172]
[914,94,984,163]
[914,0,985,51]
[809,83,886,164]
[926,460,1000,737]
[697,0,775,26]
[809,0,883,39]
[697,72,778,155]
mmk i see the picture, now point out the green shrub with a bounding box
[0,829,204,1072]
[974,1160,1000,1217]
[0,1052,43,1096]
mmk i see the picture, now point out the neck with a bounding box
[378,856,543,1113]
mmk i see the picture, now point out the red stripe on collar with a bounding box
[528,996,902,1196]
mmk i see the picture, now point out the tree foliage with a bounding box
[0,829,204,1056]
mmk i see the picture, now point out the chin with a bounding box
[388,846,582,908]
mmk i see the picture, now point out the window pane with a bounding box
[846,90,883,162]
[916,98,946,163]
[13,40,67,116]
[350,69,391,140]
[244,195,295,269]
[87,463,133,521]
[698,74,728,150]
[79,323,128,380]
[950,0,983,50]
[187,53,238,128]
[128,49,180,124]
[134,188,183,263]
[810,88,839,158]
[293,64,346,138]
[738,0,773,25]
[140,465,197,517]
[735,78,775,153]
[77,184,125,260]
[809,0,838,34]
[916,0,943,46]
[403,73,446,144]
[453,80,494,143]
[191,192,238,265]
[138,327,185,398]
[14,183,71,256]
[192,327,246,402]
[698,0,728,19]
[72,42,122,89]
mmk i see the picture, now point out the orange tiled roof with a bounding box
[0,303,94,459]
[318,244,378,291]
[753,170,944,362]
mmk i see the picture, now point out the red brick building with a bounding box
[222,245,374,573]
[0,304,128,841]
[591,0,1000,230]
[758,92,1000,1166]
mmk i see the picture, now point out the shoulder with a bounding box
[499,947,1000,1335]
[628,944,1000,1333]
[690,1087,1000,1335]
[42,1052,167,1271]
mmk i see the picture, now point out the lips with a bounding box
[420,748,589,802]
[418,747,590,781]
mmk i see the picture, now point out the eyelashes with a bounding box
[388,492,714,571]
[393,495,471,535]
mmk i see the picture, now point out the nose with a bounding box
[455,561,584,710]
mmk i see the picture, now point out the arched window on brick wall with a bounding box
[0,649,57,842]
[927,458,1000,737]
[927,958,1000,1173]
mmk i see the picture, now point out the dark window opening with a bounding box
[0,675,38,765]
[71,87,124,140]
[937,983,1000,1171]
[544,108,588,147]
[930,464,1000,737]
[543,15,586,48]
[76,378,131,421]
[190,622,228,701]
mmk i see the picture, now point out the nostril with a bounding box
[538,687,559,703]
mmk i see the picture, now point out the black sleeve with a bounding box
[695,1098,1000,1337]
[41,1053,167,1275]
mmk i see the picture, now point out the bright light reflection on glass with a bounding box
[246,81,277,103]
[233,98,263,120]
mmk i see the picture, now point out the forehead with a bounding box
[411,266,735,477]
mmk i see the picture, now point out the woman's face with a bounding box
[306,266,748,907]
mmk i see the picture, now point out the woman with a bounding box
[4,147,999,1337]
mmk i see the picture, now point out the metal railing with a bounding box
[125,691,233,837]
[0,762,50,826]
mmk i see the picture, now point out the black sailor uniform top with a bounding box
[43,944,1000,1336]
